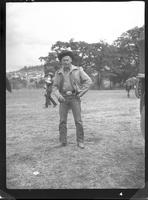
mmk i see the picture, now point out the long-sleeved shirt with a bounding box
[52,65,92,99]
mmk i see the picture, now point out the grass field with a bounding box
[6,89,145,189]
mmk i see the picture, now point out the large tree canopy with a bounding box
[113,26,144,80]
[39,25,144,87]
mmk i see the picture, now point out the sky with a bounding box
[6,1,144,72]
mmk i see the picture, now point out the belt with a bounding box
[62,90,76,96]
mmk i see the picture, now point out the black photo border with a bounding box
[1,0,147,199]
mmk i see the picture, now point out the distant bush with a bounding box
[10,77,45,89]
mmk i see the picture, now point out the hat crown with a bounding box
[58,50,74,61]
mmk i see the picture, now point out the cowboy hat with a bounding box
[57,50,74,62]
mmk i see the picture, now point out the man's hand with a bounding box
[58,95,65,103]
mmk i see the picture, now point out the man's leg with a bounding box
[45,94,48,107]
[47,93,51,105]
[128,90,130,98]
[71,96,84,144]
[49,95,57,107]
[59,101,69,145]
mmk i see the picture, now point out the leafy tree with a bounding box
[38,25,144,88]
[39,52,59,75]
[113,26,144,81]
[51,39,114,88]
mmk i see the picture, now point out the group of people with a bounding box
[43,50,92,149]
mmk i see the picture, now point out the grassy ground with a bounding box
[6,89,145,189]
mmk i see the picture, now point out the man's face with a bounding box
[61,56,72,68]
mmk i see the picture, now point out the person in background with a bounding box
[52,50,92,149]
[44,72,57,108]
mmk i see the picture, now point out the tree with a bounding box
[38,25,144,88]
[39,52,60,75]
[51,40,114,88]
[113,26,144,81]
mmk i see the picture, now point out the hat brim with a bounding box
[58,51,74,61]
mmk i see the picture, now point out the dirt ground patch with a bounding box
[6,89,145,189]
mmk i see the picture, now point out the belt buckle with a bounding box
[66,91,72,95]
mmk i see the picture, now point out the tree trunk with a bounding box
[97,72,101,89]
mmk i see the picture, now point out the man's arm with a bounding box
[78,67,92,97]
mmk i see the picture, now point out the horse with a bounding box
[124,77,137,98]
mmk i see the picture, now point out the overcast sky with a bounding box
[6,1,144,72]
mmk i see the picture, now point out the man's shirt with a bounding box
[61,67,74,92]
[63,71,74,92]
[52,65,92,99]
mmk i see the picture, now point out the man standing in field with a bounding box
[52,50,92,149]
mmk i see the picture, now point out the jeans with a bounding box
[59,95,84,143]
